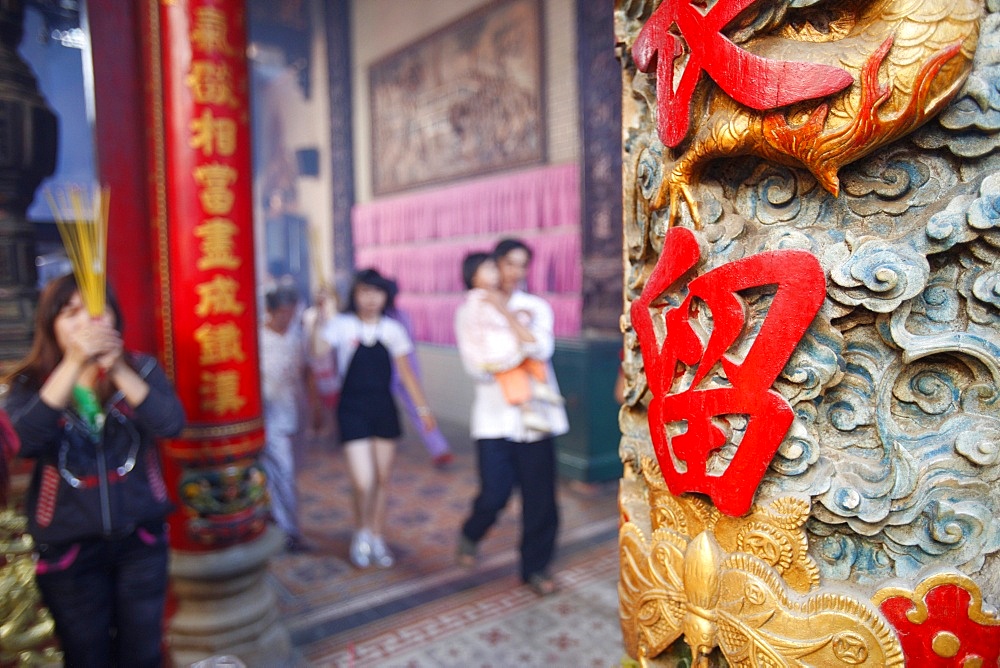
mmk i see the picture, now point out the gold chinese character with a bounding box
[195,275,245,317]
[193,321,246,366]
[191,7,234,55]
[193,164,238,215]
[199,370,246,415]
[187,61,239,107]
[190,109,237,157]
[194,218,242,270]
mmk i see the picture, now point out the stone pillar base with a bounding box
[167,527,291,668]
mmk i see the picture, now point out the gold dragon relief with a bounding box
[617,0,999,665]
[618,485,906,666]
[623,0,982,228]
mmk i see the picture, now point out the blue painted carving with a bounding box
[620,1,1000,596]
[916,5,1000,157]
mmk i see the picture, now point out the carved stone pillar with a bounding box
[140,1,290,665]
[0,0,56,364]
[616,1,999,665]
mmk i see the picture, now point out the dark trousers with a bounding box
[34,527,169,668]
[461,436,559,581]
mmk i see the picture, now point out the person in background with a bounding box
[301,283,341,438]
[454,238,568,596]
[260,280,311,553]
[323,269,437,568]
[384,278,455,469]
[3,273,185,667]
[456,252,564,434]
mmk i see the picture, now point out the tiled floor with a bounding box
[268,419,625,667]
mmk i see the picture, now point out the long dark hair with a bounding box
[3,273,124,395]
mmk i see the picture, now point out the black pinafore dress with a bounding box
[336,328,402,443]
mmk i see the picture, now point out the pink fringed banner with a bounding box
[352,164,583,344]
[354,229,581,296]
[353,163,579,245]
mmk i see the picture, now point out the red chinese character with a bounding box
[632,0,854,147]
[631,227,825,515]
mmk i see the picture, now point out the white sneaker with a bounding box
[370,534,395,568]
[521,408,552,433]
[532,383,565,405]
[349,529,373,568]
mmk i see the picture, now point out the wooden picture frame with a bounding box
[369,0,546,196]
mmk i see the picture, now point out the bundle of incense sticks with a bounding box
[45,185,110,317]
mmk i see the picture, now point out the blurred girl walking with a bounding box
[322,269,436,568]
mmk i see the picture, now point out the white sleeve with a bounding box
[382,317,414,358]
[324,315,355,381]
[455,301,493,381]
[513,293,555,361]
[474,302,524,371]
[321,315,339,347]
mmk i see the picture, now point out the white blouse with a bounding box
[321,313,413,383]
[455,289,569,442]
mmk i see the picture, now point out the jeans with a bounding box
[461,436,559,581]
[34,525,169,668]
[262,422,301,540]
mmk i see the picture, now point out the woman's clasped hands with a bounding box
[61,316,122,372]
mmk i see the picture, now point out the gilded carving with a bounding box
[627,0,981,229]
[0,510,61,665]
[619,485,904,666]
[638,457,822,593]
[617,0,1000,663]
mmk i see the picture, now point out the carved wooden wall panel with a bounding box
[615,1,1000,665]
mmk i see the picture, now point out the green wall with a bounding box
[551,337,623,482]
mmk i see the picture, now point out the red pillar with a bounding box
[95,1,288,663]
[141,0,267,552]
[91,0,155,356]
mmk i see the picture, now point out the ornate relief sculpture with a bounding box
[0,510,61,665]
[616,0,1000,664]
[629,0,980,228]
[630,225,826,515]
[619,461,904,665]
[874,573,1000,665]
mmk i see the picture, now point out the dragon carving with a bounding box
[619,1,1000,664]
[631,0,982,227]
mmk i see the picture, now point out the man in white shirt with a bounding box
[454,238,568,596]
[260,281,310,552]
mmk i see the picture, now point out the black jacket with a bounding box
[5,353,185,546]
